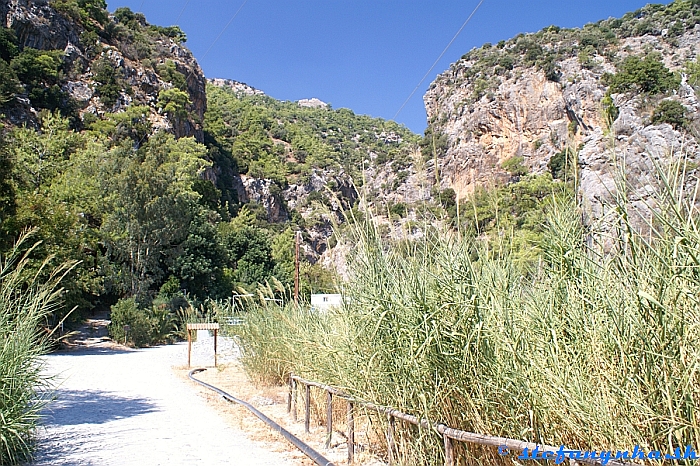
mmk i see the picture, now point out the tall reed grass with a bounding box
[237,157,700,464]
[0,232,73,464]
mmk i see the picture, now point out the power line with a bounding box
[179,0,248,90]
[175,0,191,24]
[138,0,145,12]
[201,0,249,61]
[393,0,485,120]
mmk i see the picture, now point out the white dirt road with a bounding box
[29,339,296,466]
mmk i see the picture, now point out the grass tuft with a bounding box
[0,231,74,464]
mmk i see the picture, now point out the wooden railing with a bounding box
[288,374,639,466]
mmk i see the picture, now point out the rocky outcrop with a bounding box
[208,78,264,97]
[235,176,289,223]
[4,0,80,50]
[424,56,613,199]
[1,0,206,142]
[578,96,699,242]
[298,98,327,108]
[424,9,700,234]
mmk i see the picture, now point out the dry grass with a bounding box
[174,362,387,466]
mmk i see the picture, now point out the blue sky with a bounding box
[108,0,668,134]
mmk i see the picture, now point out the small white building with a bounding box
[310,293,343,312]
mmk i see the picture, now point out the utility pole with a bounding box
[294,231,300,304]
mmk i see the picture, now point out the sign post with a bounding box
[186,323,220,368]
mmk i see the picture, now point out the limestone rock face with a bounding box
[236,176,290,223]
[1,0,207,142]
[424,20,700,233]
[4,0,80,50]
[298,98,328,109]
[208,78,264,97]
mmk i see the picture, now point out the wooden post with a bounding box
[213,328,218,367]
[443,434,455,466]
[304,383,311,433]
[187,329,191,368]
[325,391,333,448]
[387,414,395,465]
[347,401,355,464]
[287,375,293,413]
[292,378,298,421]
[186,323,219,368]
[294,231,300,304]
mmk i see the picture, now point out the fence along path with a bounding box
[289,374,641,466]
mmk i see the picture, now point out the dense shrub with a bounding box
[93,59,123,108]
[10,48,66,110]
[651,99,689,129]
[419,127,449,162]
[601,92,619,125]
[685,58,700,87]
[501,155,528,176]
[114,7,146,29]
[0,61,20,105]
[548,148,576,180]
[149,25,187,44]
[156,60,187,91]
[108,298,153,347]
[0,28,18,63]
[603,54,680,95]
[157,88,191,119]
[50,0,108,31]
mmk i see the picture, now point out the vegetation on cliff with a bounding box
[204,83,419,211]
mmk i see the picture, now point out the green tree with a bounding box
[77,0,108,26]
[93,58,123,108]
[150,25,187,44]
[100,133,209,300]
[271,228,295,286]
[0,27,18,63]
[157,88,191,119]
[0,61,20,105]
[156,60,187,90]
[171,207,228,300]
[9,112,82,190]
[4,114,101,316]
[87,105,153,147]
[0,127,15,231]
[219,224,275,288]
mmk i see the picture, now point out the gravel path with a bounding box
[30,332,294,466]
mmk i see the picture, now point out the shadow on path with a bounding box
[42,389,159,426]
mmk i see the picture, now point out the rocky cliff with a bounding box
[424,1,700,238]
[1,0,206,141]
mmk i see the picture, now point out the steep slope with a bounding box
[425,0,700,236]
[1,0,205,140]
[204,81,423,256]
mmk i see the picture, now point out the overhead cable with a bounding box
[393,0,485,120]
